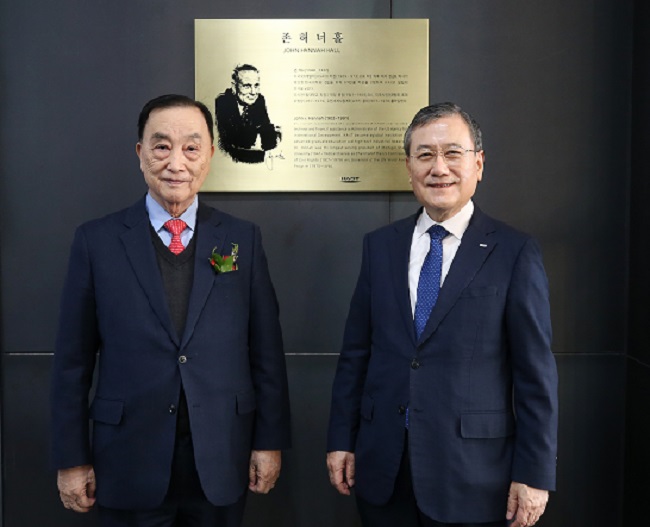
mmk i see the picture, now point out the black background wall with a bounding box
[0,1,642,526]
[626,1,650,524]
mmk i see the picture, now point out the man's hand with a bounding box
[248,450,281,494]
[506,481,549,527]
[57,465,96,513]
[326,451,355,496]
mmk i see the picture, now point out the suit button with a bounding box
[169,404,177,414]
[411,359,420,370]
[178,355,187,364]
[398,405,406,415]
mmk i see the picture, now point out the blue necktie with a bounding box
[414,225,448,338]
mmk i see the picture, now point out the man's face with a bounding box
[234,70,261,106]
[406,114,484,222]
[136,106,214,218]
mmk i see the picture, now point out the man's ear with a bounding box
[136,143,144,172]
[476,150,485,182]
[405,155,413,185]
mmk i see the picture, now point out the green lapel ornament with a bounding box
[210,243,239,273]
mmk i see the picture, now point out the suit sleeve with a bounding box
[215,94,237,154]
[50,226,99,469]
[507,237,558,490]
[248,225,291,450]
[327,234,372,452]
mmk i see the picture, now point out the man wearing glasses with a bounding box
[215,64,281,164]
[327,103,558,527]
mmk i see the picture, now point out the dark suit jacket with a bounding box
[215,89,278,163]
[51,198,291,510]
[327,206,558,523]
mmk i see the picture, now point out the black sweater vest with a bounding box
[150,225,197,437]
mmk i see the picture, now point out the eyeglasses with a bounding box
[409,148,479,168]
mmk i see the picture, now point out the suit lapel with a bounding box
[389,213,419,345]
[180,204,226,349]
[120,198,179,346]
[417,207,497,346]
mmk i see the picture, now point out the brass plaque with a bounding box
[195,19,429,192]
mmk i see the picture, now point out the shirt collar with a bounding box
[145,193,198,233]
[415,200,474,241]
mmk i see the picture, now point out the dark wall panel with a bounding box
[203,194,387,355]
[1,355,95,527]
[624,362,650,524]
[0,1,635,526]
[552,354,626,526]
[275,355,362,527]
[626,1,650,523]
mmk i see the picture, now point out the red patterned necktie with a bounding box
[163,219,187,255]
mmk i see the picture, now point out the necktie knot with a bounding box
[164,219,187,235]
[164,219,188,255]
[427,224,448,242]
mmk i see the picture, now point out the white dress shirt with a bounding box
[408,200,474,316]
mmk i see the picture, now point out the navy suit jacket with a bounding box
[51,198,291,510]
[327,206,558,523]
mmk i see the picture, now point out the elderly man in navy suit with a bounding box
[327,102,557,527]
[51,94,291,527]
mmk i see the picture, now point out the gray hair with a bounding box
[403,102,483,156]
